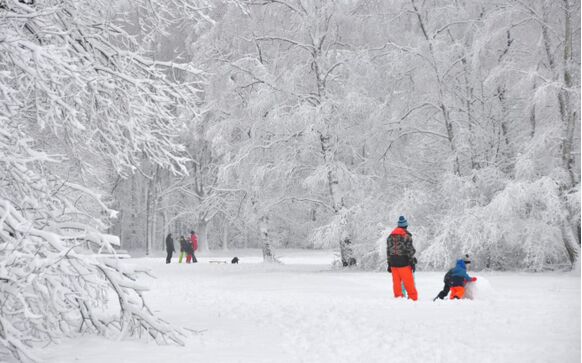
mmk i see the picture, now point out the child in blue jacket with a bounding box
[448,259,476,299]
[434,255,475,301]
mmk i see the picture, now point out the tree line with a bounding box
[110,0,580,271]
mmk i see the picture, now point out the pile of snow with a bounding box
[465,276,495,300]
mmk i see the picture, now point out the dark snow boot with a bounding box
[433,289,449,301]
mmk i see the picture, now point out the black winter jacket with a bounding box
[165,234,174,252]
[386,227,416,268]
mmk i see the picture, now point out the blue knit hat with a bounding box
[397,216,408,228]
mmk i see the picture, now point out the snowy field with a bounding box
[44,249,580,363]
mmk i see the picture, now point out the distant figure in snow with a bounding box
[436,258,476,300]
[178,236,188,263]
[165,233,174,264]
[386,216,418,301]
[187,230,198,263]
[231,256,239,264]
[183,235,193,263]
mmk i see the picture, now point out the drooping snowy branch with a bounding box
[0,200,185,362]
[0,0,213,360]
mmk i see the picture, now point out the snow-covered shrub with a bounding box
[421,175,575,271]
[308,193,433,271]
[337,187,439,271]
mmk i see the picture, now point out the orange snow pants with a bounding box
[391,266,418,301]
[450,286,465,299]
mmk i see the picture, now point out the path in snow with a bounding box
[44,249,580,363]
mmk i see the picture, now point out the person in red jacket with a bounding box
[386,216,418,301]
[186,230,198,263]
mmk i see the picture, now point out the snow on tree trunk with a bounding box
[145,178,153,256]
[198,220,209,252]
[319,131,354,266]
[559,0,577,187]
[223,222,229,251]
[260,215,276,263]
[541,0,578,186]
[151,197,159,253]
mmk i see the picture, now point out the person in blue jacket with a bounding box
[448,258,476,299]
[434,254,473,301]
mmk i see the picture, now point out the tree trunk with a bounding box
[542,0,577,186]
[542,0,580,267]
[461,57,478,170]
[160,174,168,251]
[530,74,538,138]
[260,215,275,262]
[559,0,577,186]
[145,186,151,256]
[496,86,513,172]
[411,0,461,176]
[129,175,138,250]
[198,219,209,252]
[319,131,354,266]
[161,209,167,252]
[560,214,580,266]
[223,221,229,251]
[151,198,158,252]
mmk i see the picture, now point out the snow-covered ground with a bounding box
[44,249,581,363]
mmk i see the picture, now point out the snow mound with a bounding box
[464,276,495,300]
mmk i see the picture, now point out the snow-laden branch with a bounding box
[221,130,305,173]
[380,127,448,160]
[265,196,335,212]
[255,36,315,53]
[0,0,205,177]
[0,199,186,362]
[245,0,308,16]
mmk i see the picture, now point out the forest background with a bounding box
[2,0,580,273]
[111,0,580,271]
[1,0,580,360]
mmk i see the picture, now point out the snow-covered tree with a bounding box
[0,0,211,360]
[160,0,580,270]
[367,0,581,270]
[57,0,580,272]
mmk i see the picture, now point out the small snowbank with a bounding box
[465,276,495,300]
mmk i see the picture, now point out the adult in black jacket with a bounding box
[165,233,175,264]
[386,216,418,301]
